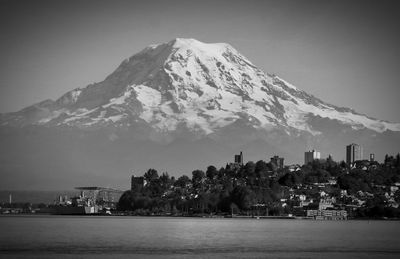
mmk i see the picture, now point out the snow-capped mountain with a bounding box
[2,38,399,135]
[1,38,399,190]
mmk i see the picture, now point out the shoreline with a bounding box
[1,213,399,221]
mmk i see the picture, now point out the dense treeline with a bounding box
[118,154,400,218]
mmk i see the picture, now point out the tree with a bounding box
[160,172,173,189]
[339,160,347,169]
[192,170,205,189]
[229,202,239,215]
[243,161,256,177]
[207,190,220,213]
[337,169,372,194]
[144,169,159,183]
[325,155,337,173]
[117,190,150,211]
[218,191,232,213]
[384,154,390,165]
[255,160,269,178]
[206,165,218,180]
[394,190,400,203]
[175,175,191,188]
[231,186,256,211]
[278,172,302,187]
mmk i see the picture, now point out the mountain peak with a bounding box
[165,38,232,56]
[1,38,399,134]
[169,37,199,45]
[169,38,223,46]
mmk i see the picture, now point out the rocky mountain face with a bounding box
[1,38,399,190]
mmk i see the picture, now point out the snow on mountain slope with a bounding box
[1,38,399,135]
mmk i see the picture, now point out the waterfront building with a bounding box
[304,150,320,165]
[306,197,346,220]
[270,155,284,169]
[346,143,363,165]
[306,209,347,220]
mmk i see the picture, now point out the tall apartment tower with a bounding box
[234,151,243,166]
[346,143,363,165]
[304,150,321,165]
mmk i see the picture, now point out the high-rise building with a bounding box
[270,155,284,169]
[346,143,363,165]
[234,151,243,166]
[304,150,321,165]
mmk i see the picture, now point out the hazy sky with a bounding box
[1,0,400,122]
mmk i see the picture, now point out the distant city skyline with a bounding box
[1,0,400,122]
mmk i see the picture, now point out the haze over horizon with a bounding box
[1,0,400,122]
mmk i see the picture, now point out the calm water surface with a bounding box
[0,215,399,258]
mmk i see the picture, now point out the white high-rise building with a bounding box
[346,143,363,165]
[304,150,321,165]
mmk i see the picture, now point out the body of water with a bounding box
[0,215,399,258]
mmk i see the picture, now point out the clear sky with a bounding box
[1,0,399,122]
